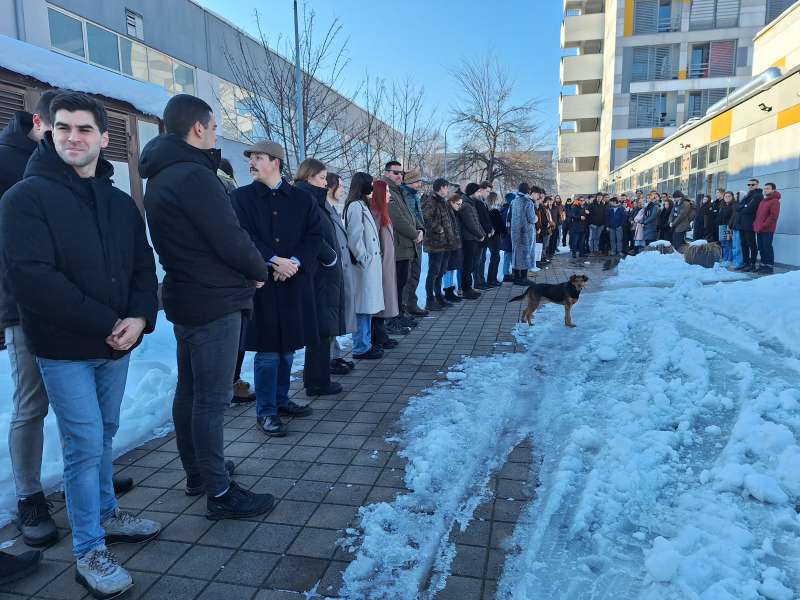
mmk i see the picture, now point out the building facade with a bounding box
[557,0,795,198]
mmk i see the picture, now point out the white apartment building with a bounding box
[557,0,795,197]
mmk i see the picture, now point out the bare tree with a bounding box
[220,7,363,175]
[448,55,550,188]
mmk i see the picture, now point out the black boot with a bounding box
[444,287,463,303]
[425,296,441,311]
[0,550,41,585]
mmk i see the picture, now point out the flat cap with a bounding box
[243,140,285,160]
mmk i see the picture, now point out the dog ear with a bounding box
[582,275,589,282]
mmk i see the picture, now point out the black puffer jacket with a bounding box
[734,188,763,231]
[140,134,270,326]
[295,180,342,338]
[0,134,158,360]
[0,112,37,330]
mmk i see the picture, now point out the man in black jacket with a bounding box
[459,183,487,299]
[734,178,763,271]
[587,193,607,255]
[473,181,494,288]
[140,94,274,521]
[1,92,160,598]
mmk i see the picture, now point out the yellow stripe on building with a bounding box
[777,103,800,129]
[678,70,687,80]
[615,139,629,148]
[624,0,634,37]
[652,128,665,139]
[771,56,786,68]
[710,111,733,142]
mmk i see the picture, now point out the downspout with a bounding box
[14,0,27,41]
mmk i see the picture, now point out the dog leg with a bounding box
[565,303,576,328]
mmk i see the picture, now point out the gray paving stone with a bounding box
[168,545,233,579]
[140,575,206,600]
[324,483,371,506]
[437,575,483,600]
[198,519,258,548]
[241,523,300,554]
[302,463,346,483]
[215,550,279,586]
[263,500,317,526]
[286,527,340,559]
[339,465,381,485]
[451,544,488,578]
[264,555,328,592]
[124,540,190,573]
[197,582,257,600]
[305,503,358,530]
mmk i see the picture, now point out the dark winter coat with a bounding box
[606,205,626,228]
[140,134,270,326]
[734,188,763,231]
[488,207,506,251]
[659,205,673,240]
[669,199,693,233]
[716,201,736,229]
[499,202,512,252]
[458,195,486,243]
[588,200,607,226]
[0,134,158,360]
[0,112,37,330]
[642,201,660,240]
[387,183,421,261]
[232,179,323,353]
[421,192,460,253]
[753,191,781,233]
[295,180,343,338]
[568,203,589,233]
[474,198,493,247]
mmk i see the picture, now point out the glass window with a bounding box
[708,143,718,164]
[86,24,120,71]
[173,63,195,95]
[674,157,682,175]
[147,49,174,92]
[719,139,729,160]
[698,146,707,169]
[691,151,698,169]
[120,38,148,80]
[48,8,85,57]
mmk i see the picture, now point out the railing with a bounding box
[688,61,709,79]
[656,14,682,32]
[629,113,678,129]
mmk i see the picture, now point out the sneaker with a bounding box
[386,321,411,335]
[258,415,287,437]
[206,481,275,521]
[461,289,480,300]
[185,460,237,496]
[436,296,450,308]
[112,476,134,496]
[76,545,132,599]
[407,305,429,316]
[444,288,463,303]
[397,315,418,328]
[0,550,41,585]
[353,346,383,360]
[278,400,313,417]
[103,508,161,545]
[232,379,256,404]
[16,492,58,547]
[329,359,350,375]
[306,382,343,396]
[342,359,355,370]
[379,338,399,349]
[425,299,441,311]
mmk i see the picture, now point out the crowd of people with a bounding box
[0,87,786,595]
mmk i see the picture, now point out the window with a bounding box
[634,0,681,33]
[87,24,120,71]
[719,139,729,160]
[48,8,84,57]
[687,88,729,118]
[120,38,148,80]
[697,146,707,169]
[708,143,718,164]
[146,49,174,93]
[631,46,678,82]
[126,9,144,40]
[629,93,675,128]
[689,0,740,30]
[0,82,26,130]
[628,139,657,160]
[173,63,195,95]
[689,41,736,78]
[766,0,793,24]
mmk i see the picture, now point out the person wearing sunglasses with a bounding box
[733,178,763,272]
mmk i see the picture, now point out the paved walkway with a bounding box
[0,254,624,600]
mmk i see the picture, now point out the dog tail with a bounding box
[508,289,528,303]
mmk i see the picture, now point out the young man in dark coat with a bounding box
[1,92,160,598]
[232,141,323,437]
[400,169,429,316]
[734,178,763,271]
[421,178,457,309]
[458,184,487,299]
[140,95,275,521]
[473,181,494,288]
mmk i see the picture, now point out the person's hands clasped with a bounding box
[271,257,298,279]
[106,317,146,351]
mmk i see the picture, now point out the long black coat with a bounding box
[233,179,323,353]
[734,188,763,231]
[295,180,342,338]
[0,134,158,360]
[0,112,37,330]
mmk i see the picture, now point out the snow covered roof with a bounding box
[0,34,170,118]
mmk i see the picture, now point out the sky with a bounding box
[196,0,564,148]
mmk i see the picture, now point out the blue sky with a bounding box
[196,0,564,147]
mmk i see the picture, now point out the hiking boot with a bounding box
[407,305,428,316]
[386,321,411,335]
[185,460,236,496]
[330,359,350,375]
[353,346,383,360]
[112,476,134,496]
[278,400,313,417]
[378,338,399,349]
[258,415,287,437]
[103,508,161,545]
[425,298,441,311]
[397,314,418,328]
[475,282,490,290]
[206,481,274,521]
[0,550,41,585]
[502,274,514,282]
[461,288,480,300]
[756,265,773,274]
[436,296,450,308]
[76,545,132,599]
[232,380,256,404]
[16,492,58,547]
[444,287,462,302]
[306,382,343,396]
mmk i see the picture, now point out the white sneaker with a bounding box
[102,508,161,544]
[76,545,132,599]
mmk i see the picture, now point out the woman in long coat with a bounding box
[369,180,399,347]
[294,158,344,397]
[344,173,384,359]
[510,186,536,282]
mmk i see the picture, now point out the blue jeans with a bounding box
[608,226,623,255]
[589,225,604,252]
[719,226,732,263]
[36,355,130,558]
[732,230,744,267]
[569,231,584,255]
[254,352,294,419]
[502,251,512,276]
[353,314,372,355]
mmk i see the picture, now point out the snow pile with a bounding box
[0,34,170,118]
[607,250,747,288]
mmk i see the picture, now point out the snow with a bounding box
[341,251,800,599]
[0,34,170,118]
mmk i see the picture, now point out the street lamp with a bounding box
[443,120,460,183]
[293,0,305,163]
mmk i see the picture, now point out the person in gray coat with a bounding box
[511,183,537,285]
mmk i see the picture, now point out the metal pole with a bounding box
[293,0,305,163]
[443,128,448,182]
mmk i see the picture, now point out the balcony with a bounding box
[558,130,601,159]
[560,93,602,121]
[561,13,604,48]
[561,53,604,84]
[557,170,599,196]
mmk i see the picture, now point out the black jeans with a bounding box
[741,230,758,265]
[371,317,389,344]
[303,336,331,389]
[173,311,241,497]
[672,231,686,251]
[425,251,449,299]
[395,259,410,310]
[461,240,479,290]
[487,246,501,284]
[234,350,245,383]
[476,247,488,285]
[756,232,774,266]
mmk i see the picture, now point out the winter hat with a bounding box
[403,168,425,185]
[672,190,684,199]
[518,182,531,194]
[244,140,285,161]
[464,182,480,196]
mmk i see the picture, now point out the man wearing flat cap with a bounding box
[401,168,429,316]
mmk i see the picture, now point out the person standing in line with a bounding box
[717,191,737,265]
[421,178,458,309]
[400,169,429,316]
[486,191,506,286]
[3,92,160,598]
[642,191,660,246]
[567,197,589,259]
[458,183,488,297]
[561,197,572,248]
[693,195,711,242]
[473,181,494,288]
[293,158,343,397]
[734,178,763,272]
[231,142,323,437]
[369,180,404,347]
[443,193,465,303]
[344,173,385,360]
[668,191,692,250]
[141,95,274,518]
[511,183,536,284]
[587,193,606,255]
[606,196,626,256]
[325,172,357,375]
[753,182,781,274]
[550,195,564,257]
[500,192,515,282]
[659,194,673,242]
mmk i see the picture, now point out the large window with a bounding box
[47,6,195,95]
[631,45,679,82]
[688,40,736,78]
[766,0,793,24]
[689,0,740,30]
[629,93,676,128]
[687,88,730,118]
[634,0,681,34]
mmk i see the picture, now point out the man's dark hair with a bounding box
[49,91,108,133]
[518,182,531,194]
[749,177,759,184]
[218,157,234,179]
[464,182,480,196]
[34,89,61,126]
[765,182,776,190]
[164,94,212,139]
[479,181,491,189]
[432,178,449,192]
[384,160,402,171]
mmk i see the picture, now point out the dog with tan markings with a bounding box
[508,274,589,327]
